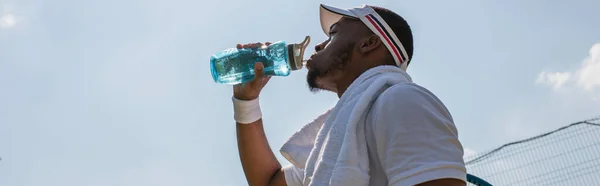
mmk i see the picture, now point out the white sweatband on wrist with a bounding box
[232,96,262,124]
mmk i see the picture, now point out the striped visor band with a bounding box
[320,4,410,70]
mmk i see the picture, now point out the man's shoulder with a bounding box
[369,82,454,125]
[375,82,445,107]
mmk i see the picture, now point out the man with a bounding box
[232,4,467,186]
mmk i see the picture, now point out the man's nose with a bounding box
[314,40,329,52]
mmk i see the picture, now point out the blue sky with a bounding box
[1,0,599,185]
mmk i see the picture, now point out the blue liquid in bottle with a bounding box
[210,36,311,85]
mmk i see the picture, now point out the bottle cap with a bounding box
[287,36,311,70]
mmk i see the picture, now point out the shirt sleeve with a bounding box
[283,164,304,186]
[370,83,467,186]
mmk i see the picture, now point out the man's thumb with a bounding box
[254,62,265,80]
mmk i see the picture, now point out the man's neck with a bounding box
[333,57,394,98]
[334,72,362,98]
[334,63,400,98]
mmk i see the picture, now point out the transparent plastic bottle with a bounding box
[210,36,311,85]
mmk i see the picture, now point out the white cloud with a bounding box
[0,13,16,28]
[537,43,600,98]
[464,147,477,158]
[536,71,571,90]
[575,44,600,92]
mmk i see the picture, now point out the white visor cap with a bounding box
[319,4,410,69]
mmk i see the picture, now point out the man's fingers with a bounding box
[237,42,272,49]
[251,42,264,48]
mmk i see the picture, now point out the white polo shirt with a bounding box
[283,82,467,186]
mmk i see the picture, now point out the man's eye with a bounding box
[329,31,337,36]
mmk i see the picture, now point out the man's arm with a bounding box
[236,119,287,186]
[371,83,467,186]
[231,53,289,186]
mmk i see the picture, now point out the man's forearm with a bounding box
[237,119,283,186]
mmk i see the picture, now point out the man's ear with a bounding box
[358,35,382,54]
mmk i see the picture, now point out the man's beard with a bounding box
[307,42,355,92]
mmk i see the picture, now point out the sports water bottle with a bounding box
[210,36,311,85]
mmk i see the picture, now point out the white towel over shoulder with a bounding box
[280,65,413,186]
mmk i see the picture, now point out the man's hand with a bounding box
[233,42,272,100]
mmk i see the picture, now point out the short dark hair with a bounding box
[371,6,414,66]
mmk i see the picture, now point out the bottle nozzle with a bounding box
[289,36,311,71]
